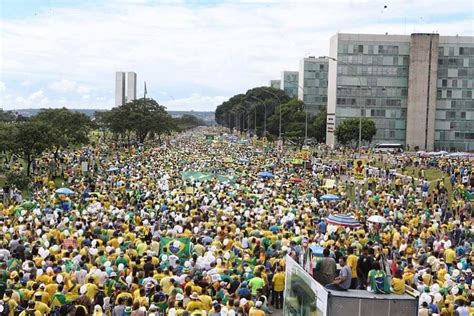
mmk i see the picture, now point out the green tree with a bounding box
[5,171,30,191]
[173,114,206,131]
[33,108,93,156]
[312,108,327,143]
[334,118,377,145]
[98,98,175,143]
[215,87,290,136]
[10,121,54,176]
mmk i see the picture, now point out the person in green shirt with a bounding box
[248,272,265,296]
[50,284,68,308]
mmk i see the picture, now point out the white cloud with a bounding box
[49,79,77,93]
[163,94,228,112]
[0,81,5,92]
[12,90,49,108]
[20,80,31,86]
[1,1,473,110]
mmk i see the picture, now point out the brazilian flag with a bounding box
[160,237,191,259]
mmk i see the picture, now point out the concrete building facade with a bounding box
[269,80,281,90]
[298,57,328,114]
[326,33,474,151]
[281,71,299,98]
[115,72,126,107]
[127,72,137,102]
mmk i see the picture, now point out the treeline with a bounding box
[214,87,327,142]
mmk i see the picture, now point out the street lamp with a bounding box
[251,96,267,137]
[322,56,364,156]
[262,89,282,139]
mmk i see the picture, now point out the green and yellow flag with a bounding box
[160,237,191,259]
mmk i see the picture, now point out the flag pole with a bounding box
[144,81,147,100]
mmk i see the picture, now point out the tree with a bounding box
[312,108,327,143]
[173,114,206,131]
[334,118,377,145]
[215,87,290,136]
[98,98,176,143]
[33,108,93,157]
[10,121,54,176]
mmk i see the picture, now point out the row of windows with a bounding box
[340,44,402,55]
[337,97,404,108]
[439,78,473,89]
[337,65,408,77]
[454,132,474,140]
[437,89,473,99]
[440,46,474,57]
[337,87,408,97]
[449,100,474,109]
[449,121,474,130]
[338,55,409,66]
[438,58,474,68]
[438,68,474,77]
[445,111,467,119]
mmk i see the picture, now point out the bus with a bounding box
[374,143,404,153]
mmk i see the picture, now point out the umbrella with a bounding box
[320,194,340,201]
[55,188,75,195]
[257,171,274,178]
[326,214,360,227]
[310,244,325,257]
[367,215,388,224]
[107,166,119,172]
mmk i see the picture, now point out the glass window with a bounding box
[447,90,452,98]
[452,79,457,88]
[442,80,447,87]
[449,47,454,56]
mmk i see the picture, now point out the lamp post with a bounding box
[251,96,266,137]
[262,89,282,139]
[322,56,365,157]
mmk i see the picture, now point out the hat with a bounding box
[175,293,184,301]
[190,292,199,300]
[255,301,263,308]
[240,298,248,306]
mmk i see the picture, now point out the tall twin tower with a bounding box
[115,71,137,107]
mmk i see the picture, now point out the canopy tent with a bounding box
[326,214,360,227]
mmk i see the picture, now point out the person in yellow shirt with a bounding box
[3,290,18,316]
[249,301,265,316]
[186,293,203,312]
[391,271,405,294]
[271,267,285,309]
[346,246,358,289]
[33,293,51,316]
[444,245,456,268]
[85,277,98,301]
[18,301,41,316]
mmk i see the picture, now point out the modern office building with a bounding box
[115,72,126,107]
[269,80,281,90]
[326,33,474,151]
[127,72,137,102]
[298,57,328,114]
[115,71,138,106]
[281,71,299,98]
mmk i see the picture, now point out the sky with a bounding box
[0,0,473,112]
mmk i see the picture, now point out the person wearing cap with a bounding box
[33,292,51,316]
[249,300,265,316]
[18,300,41,316]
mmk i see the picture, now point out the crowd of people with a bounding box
[0,127,472,316]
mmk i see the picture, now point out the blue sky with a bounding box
[1,0,473,111]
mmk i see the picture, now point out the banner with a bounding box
[353,159,365,180]
[160,237,191,259]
